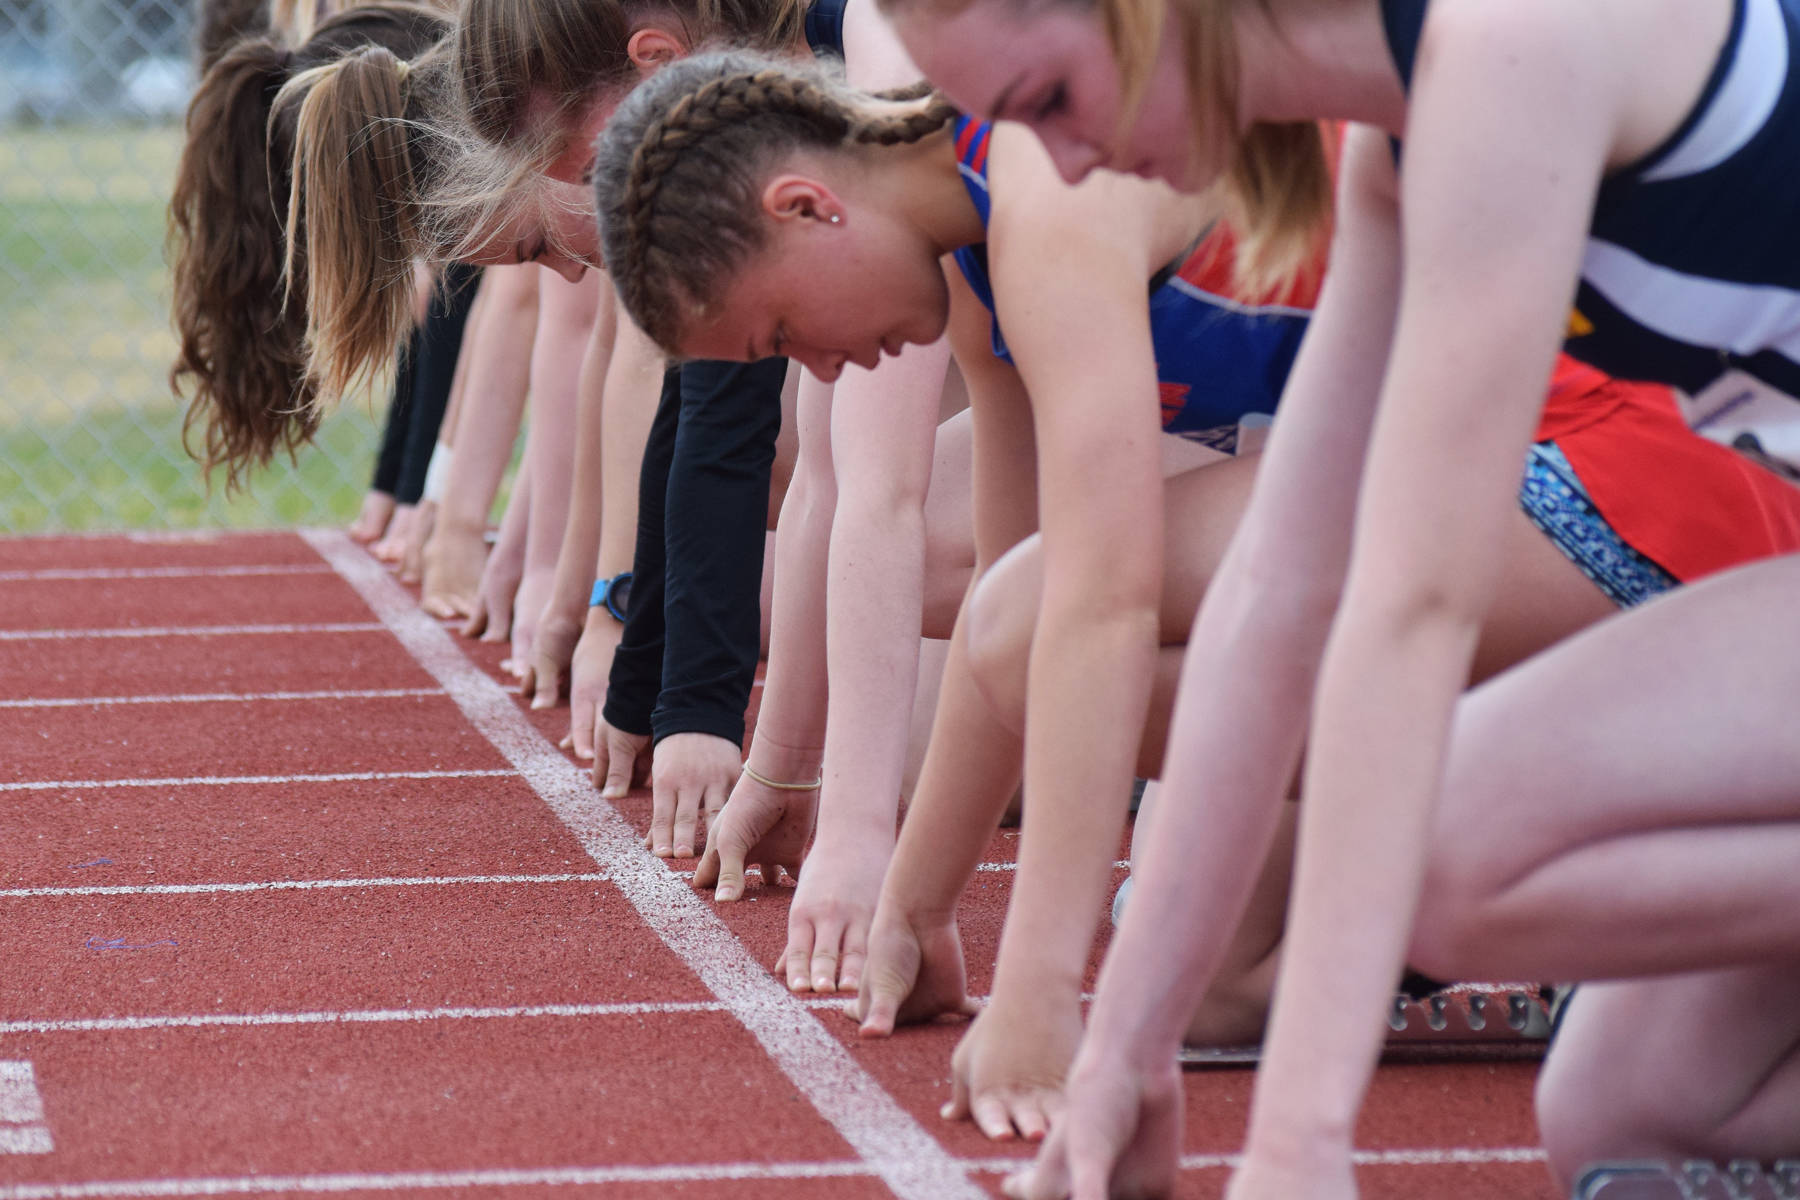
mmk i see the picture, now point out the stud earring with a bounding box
[829,213,841,224]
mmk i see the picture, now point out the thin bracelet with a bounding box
[741,763,822,791]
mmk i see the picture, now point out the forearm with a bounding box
[880,602,1023,922]
[439,265,537,535]
[519,277,594,586]
[747,440,833,783]
[603,370,681,737]
[992,603,1158,1002]
[544,290,615,626]
[1252,602,1478,1151]
[1085,561,1339,1059]
[597,316,664,580]
[815,495,928,846]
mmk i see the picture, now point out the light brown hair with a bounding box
[592,50,955,354]
[878,0,1332,291]
[168,2,449,492]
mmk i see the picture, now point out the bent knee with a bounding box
[964,541,1042,731]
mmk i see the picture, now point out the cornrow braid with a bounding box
[592,49,955,353]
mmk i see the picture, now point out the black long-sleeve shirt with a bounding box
[603,357,787,747]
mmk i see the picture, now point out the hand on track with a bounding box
[847,903,977,1035]
[503,565,554,681]
[777,831,892,994]
[643,732,741,858]
[421,520,490,623]
[694,772,816,903]
[349,490,396,545]
[559,614,623,761]
[943,991,1082,1142]
[1001,1050,1183,1200]
[592,720,651,797]
[520,610,581,710]
[397,500,436,585]
[371,504,416,565]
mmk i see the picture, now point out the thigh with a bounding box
[1438,553,1800,884]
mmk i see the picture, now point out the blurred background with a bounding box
[1,0,380,531]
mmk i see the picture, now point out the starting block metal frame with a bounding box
[1575,1161,1800,1200]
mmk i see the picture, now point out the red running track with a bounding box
[0,530,1557,1199]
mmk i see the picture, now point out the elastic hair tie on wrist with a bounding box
[741,763,822,791]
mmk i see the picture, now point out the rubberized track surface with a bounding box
[0,531,1557,1198]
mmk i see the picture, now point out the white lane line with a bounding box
[0,1160,876,1197]
[0,872,609,900]
[971,859,1131,873]
[308,529,989,1200]
[0,769,512,794]
[0,1000,731,1037]
[0,1145,1551,1196]
[0,995,864,1037]
[0,1062,53,1155]
[0,623,385,642]
[0,688,443,710]
[962,1147,1549,1174]
[0,565,333,583]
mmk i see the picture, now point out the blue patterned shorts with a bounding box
[1518,442,1677,609]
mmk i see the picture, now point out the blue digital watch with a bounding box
[589,571,633,621]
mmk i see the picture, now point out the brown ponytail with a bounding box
[275,41,460,408]
[168,3,449,492]
[593,50,956,353]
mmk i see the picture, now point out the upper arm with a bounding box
[983,129,1197,599]
[1352,0,1616,610]
[841,2,922,91]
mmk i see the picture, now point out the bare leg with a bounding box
[1536,963,1800,1186]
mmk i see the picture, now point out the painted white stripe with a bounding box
[0,565,333,583]
[306,529,987,1200]
[0,623,385,642]
[0,1160,877,1198]
[0,688,442,710]
[971,859,1131,873]
[1582,239,1800,363]
[0,769,512,794]
[965,1146,1547,1174]
[1642,0,1788,182]
[0,1146,1549,1197]
[0,1062,47,1123]
[0,872,608,900]
[0,1061,53,1156]
[0,1000,731,1037]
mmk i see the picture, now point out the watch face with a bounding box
[606,573,633,620]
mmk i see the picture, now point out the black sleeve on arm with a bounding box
[602,367,684,737]
[369,337,415,496]
[650,356,786,747]
[393,264,481,504]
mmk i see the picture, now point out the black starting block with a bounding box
[1575,1161,1800,1200]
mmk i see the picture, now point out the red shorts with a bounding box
[1535,358,1800,581]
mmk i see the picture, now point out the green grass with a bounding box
[0,123,383,532]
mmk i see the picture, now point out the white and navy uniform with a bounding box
[1382,0,1800,404]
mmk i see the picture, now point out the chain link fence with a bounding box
[1,0,382,532]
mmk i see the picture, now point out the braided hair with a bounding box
[592,50,956,354]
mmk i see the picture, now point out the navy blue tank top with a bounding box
[805,0,847,57]
[949,117,1317,449]
[1382,0,1800,401]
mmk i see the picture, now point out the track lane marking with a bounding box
[0,1062,53,1155]
[0,623,385,642]
[0,688,443,710]
[0,565,334,583]
[0,770,513,793]
[306,529,988,1200]
[0,1145,1549,1196]
[0,872,609,900]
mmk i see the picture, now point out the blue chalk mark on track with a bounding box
[67,858,113,870]
[84,936,178,951]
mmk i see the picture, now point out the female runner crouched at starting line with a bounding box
[586,47,1800,1153]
